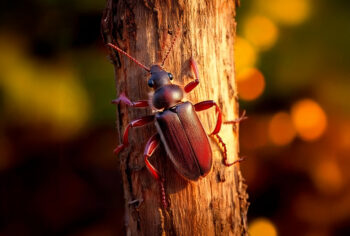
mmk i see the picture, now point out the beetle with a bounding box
[107,38,245,208]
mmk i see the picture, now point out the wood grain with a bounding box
[102,0,249,235]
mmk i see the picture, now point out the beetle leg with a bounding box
[224,110,248,125]
[195,101,243,166]
[143,133,161,180]
[114,115,155,155]
[184,57,200,93]
[194,100,222,135]
[212,133,245,166]
[143,134,168,208]
[112,92,149,108]
[212,134,227,165]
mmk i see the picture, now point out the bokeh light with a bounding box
[339,121,350,150]
[291,99,327,141]
[237,67,265,101]
[241,116,269,150]
[268,112,296,146]
[243,15,278,51]
[237,0,350,235]
[311,158,343,195]
[249,218,278,236]
[0,2,123,236]
[234,36,257,72]
[256,0,311,25]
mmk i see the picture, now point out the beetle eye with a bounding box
[148,79,154,87]
[168,73,173,80]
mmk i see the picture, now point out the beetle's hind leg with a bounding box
[114,115,154,155]
[212,134,245,166]
[219,110,247,165]
[194,100,244,166]
[143,133,168,209]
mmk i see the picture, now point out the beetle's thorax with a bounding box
[152,84,183,110]
[148,65,183,110]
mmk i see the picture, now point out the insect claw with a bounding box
[224,156,246,166]
[111,92,125,104]
[224,110,248,125]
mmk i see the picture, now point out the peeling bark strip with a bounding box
[102,0,249,235]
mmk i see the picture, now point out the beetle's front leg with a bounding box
[114,115,154,155]
[143,133,168,208]
[112,92,149,108]
[194,100,222,135]
[184,57,200,93]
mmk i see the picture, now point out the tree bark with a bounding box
[101,0,248,235]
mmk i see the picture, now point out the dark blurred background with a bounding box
[0,0,349,235]
[236,0,350,236]
[0,0,123,235]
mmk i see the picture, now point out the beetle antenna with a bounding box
[107,43,151,72]
[161,30,179,66]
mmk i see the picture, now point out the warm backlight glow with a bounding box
[249,218,278,236]
[291,99,327,141]
[0,37,90,140]
[312,159,343,194]
[243,16,278,51]
[259,0,311,25]
[237,67,265,101]
[235,36,257,72]
[268,112,296,146]
[339,121,350,150]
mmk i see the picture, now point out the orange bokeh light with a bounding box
[291,99,327,141]
[312,159,343,195]
[257,0,311,25]
[249,218,278,236]
[338,121,350,150]
[235,36,257,72]
[268,112,296,146]
[243,16,278,51]
[237,67,265,101]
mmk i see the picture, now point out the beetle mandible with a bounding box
[107,36,245,208]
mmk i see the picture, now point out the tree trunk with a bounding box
[101,0,248,235]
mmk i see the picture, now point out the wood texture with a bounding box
[102,0,249,235]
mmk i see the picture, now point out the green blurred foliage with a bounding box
[0,1,122,235]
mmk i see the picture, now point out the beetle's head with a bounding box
[149,65,183,110]
[147,65,174,90]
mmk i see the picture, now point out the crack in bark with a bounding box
[235,168,249,235]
